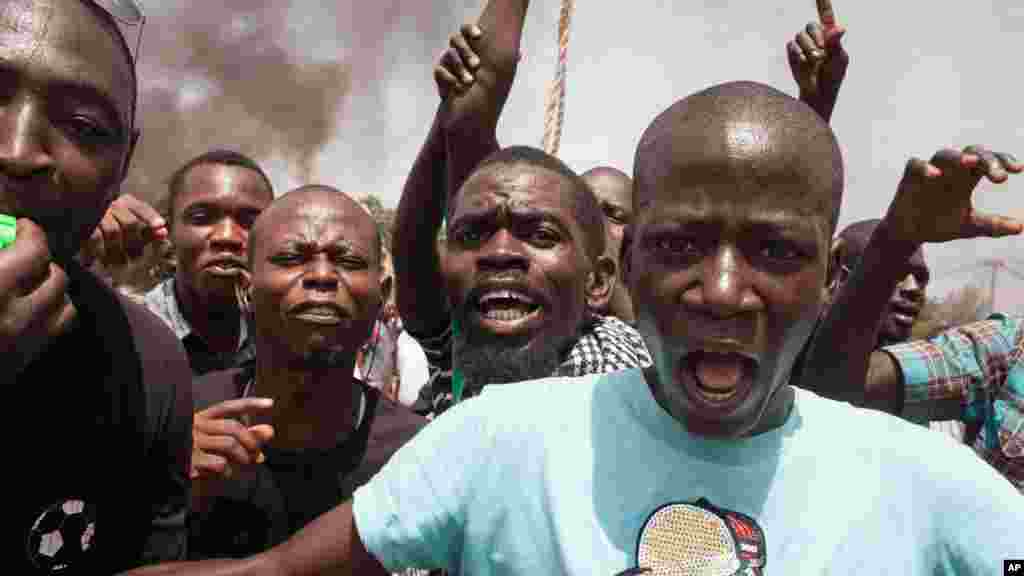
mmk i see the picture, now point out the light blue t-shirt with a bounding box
[353,368,1023,574]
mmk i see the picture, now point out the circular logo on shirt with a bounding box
[25,499,98,573]
[616,498,766,576]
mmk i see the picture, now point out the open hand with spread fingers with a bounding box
[884,146,1024,246]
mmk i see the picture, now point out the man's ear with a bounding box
[586,255,616,313]
[826,237,847,302]
[619,223,633,281]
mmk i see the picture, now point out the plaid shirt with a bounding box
[884,313,1024,493]
[410,314,653,416]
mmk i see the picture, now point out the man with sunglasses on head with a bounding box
[5,1,192,573]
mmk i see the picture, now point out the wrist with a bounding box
[873,215,923,258]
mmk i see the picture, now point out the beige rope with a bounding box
[542,0,575,156]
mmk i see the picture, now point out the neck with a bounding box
[251,352,362,451]
[175,274,242,353]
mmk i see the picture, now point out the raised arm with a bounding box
[788,0,848,122]
[392,0,529,336]
[799,146,1023,411]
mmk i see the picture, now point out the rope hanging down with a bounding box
[542,0,575,156]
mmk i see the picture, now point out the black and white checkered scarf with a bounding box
[558,314,653,377]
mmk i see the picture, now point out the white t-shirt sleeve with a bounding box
[352,398,491,571]
[396,331,430,407]
[927,439,1024,573]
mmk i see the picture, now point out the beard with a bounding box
[289,347,348,371]
[453,328,564,396]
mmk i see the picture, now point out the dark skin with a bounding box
[392,0,527,336]
[0,0,138,377]
[404,0,843,337]
[787,0,847,122]
[170,162,273,355]
[627,82,839,439]
[799,147,1023,413]
[446,162,609,359]
[830,221,929,346]
[191,186,385,513]
[582,166,635,323]
[123,190,388,576]
[248,186,382,450]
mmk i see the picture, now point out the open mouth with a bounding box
[473,289,542,330]
[680,350,758,410]
[290,304,347,326]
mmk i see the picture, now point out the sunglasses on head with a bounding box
[88,0,146,65]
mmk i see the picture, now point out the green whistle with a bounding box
[0,215,14,249]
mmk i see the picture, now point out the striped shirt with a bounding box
[884,313,1024,493]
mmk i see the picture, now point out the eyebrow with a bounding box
[274,235,367,253]
[451,204,568,228]
[644,207,818,231]
[0,57,128,136]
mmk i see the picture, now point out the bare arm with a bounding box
[444,0,528,199]
[800,147,1023,411]
[393,112,453,335]
[800,221,915,412]
[393,0,528,336]
[121,502,385,576]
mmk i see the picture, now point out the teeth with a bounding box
[478,289,533,306]
[698,388,737,402]
[482,307,533,322]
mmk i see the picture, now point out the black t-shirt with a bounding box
[14,260,193,575]
[188,367,426,559]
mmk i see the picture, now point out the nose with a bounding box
[683,245,759,317]
[897,273,924,302]
[208,217,245,254]
[0,96,53,181]
[302,255,340,292]
[476,229,529,273]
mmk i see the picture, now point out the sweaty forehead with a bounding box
[0,0,133,127]
[635,100,839,230]
[455,163,575,217]
[259,192,377,252]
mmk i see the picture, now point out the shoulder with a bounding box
[117,291,192,383]
[793,388,1005,484]
[114,289,194,426]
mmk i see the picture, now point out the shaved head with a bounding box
[836,218,883,255]
[582,166,631,187]
[634,81,844,232]
[249,185,381,269]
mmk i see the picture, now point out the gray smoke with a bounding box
[125,1,351,208]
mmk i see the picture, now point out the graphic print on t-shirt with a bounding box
[616,498,766,576]
[25,499,98,573]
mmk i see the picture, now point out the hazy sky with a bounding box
[137,0,1024,306]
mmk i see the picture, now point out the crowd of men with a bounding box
[9,0,1022,574]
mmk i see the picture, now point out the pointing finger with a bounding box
[198,397,274,421]
[817,0,837,29]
